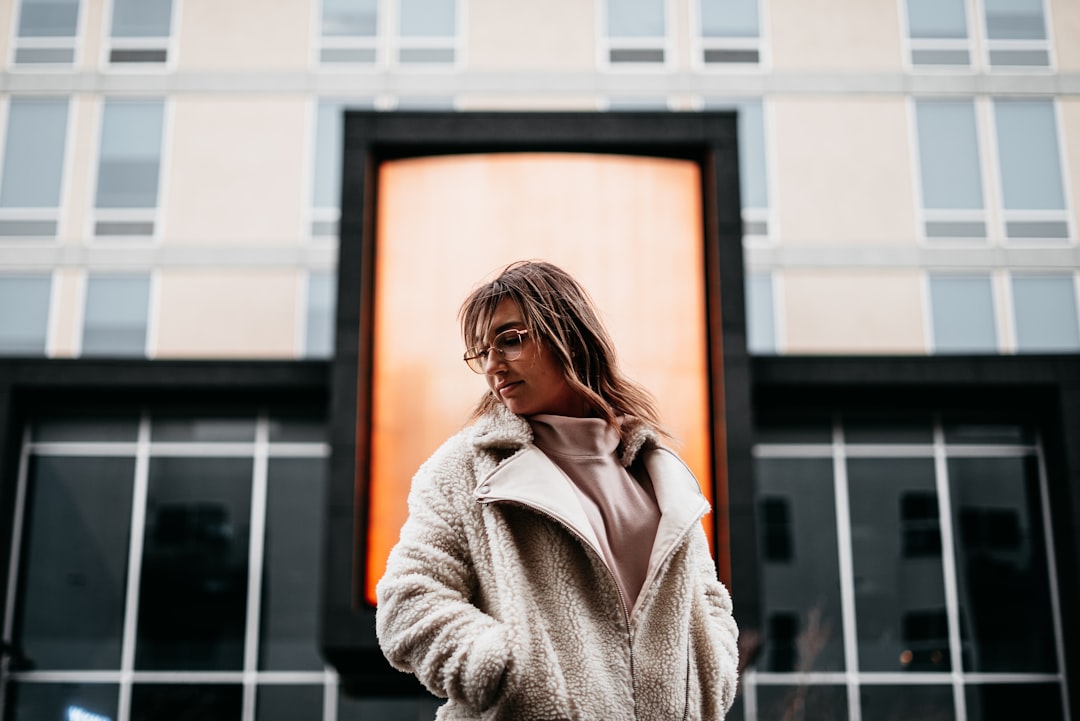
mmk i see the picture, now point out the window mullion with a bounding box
[831,418,861,721]
[242,413,271,721]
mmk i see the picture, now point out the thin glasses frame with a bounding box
[463,328,529,373]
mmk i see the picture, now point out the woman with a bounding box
[376,260,739,720]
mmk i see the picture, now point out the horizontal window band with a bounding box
[109,49,169,63]
[0,219,58,237]
[14,47,75,64]
[924,220,987,238]
[704,48,760,64]
[320,47,377,64]
[911,49,970,66]
[1006,220,1069,239]
[94,220,155,237]
[398,47,455,64]
[609,48,665,64]
[989,49,1050,67]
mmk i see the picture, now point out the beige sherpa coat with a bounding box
[376,405,739,720]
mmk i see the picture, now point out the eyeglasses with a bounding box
[463,328,530,373]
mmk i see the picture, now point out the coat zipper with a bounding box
[485,497,707,719]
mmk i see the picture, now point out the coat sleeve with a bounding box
[375,446,511,711]
[689,527,740,719]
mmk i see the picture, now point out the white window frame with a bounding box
[690,0,769,72]
[974,0,1055,71]
[9,0,84,69]
[101,0,180,71]
[313,0,384,69]
[392,0,466,71]
[598,0,675,71]
[899,0,976,71]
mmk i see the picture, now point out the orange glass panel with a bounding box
[365,152,711,605]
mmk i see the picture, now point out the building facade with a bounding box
[1,0,1078,720]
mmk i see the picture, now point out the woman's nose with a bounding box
[483,350,504,374]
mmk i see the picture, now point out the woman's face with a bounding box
[477,298,586,417]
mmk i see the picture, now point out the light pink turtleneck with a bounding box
[528,414,661,610]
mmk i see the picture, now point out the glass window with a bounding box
[305,271,336,358]
[1,97,68,239]
[151,415,256,443]
[928,274,998,353]
[746,272,775,354]
[259,458,328,670]
[605,0,666,63]
[319,0,378,63]
[81,274,150,357]
[757,685,849,721]
[700,0,758,37]
[905,0,970,66]
[848,458,949,672]
[129,684,243,721]
[107,0,172,63]
[313,102,346,213]
[1011,274,1080,352]
[861,685,955,721]
[3,682,120,721]
[14,0,79,65]
[949,456,1056,673]
[914,99,985,240]
[983,0,1050,66]
[13,456,135,670]
[400,0,455,36]
[135,457,253,671]
[0,274,51,354]
[95,99,165,210]
[256,685,324,721]
[755,457,845,672]
[994,100,1065,212]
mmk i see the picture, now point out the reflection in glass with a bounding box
[15,457,134,670]
[136,458,252,670]
[130,684,242,721]
[256,685,324,721]
[756,458,844,672]
[757,684,848,721]
[965,682,1063,721]
[848,458,949,672]
[949,457,1056,673]
[260,458,328,671]
[3,682,119,721]
[860,685,954,721]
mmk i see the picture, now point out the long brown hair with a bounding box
[459,260,666,438]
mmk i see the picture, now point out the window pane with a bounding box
[843,412,933,444]
[915,100,983,210]
[82,274,150,357]
[747,272,775,354]
[1011,275,1080,352]
[14,456,134,670]
[110,0,172,37]
[3,682,119,721]
[965,683,1063,721]
[17,0,79,37]
[861,685,955,721]
[757,685,848,721]
[259,458,328,671]
[96,99,164,209]
[994,100,1064,211]
[322,0,377,36]
[32,413,139,442]
[130,684,242,721]
[0,275,51,355]
[756,458,845,672]
[256,685,324,721]
[907,0,967,38]
[399,0,455,36]
[984,0,1046,39]
[1,97,69,208]
[848,459,948,672]
[338,695,444,721]
[929,274,997,353]
[700,0,758,37]
[268,413,327,443]
[151,415,256,443]
[949,456,1056,673]
[136,457,253,671]
[306,271,336,358]
[607,0,665,37]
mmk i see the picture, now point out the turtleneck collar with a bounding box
[528,414,620,460]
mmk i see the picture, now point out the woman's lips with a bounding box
[498,381,522,396]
